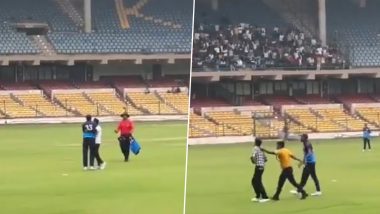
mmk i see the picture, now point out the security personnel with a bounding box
[250,138,270,203]
[262,141,308,200]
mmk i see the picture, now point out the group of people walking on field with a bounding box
[251,122,373,203]
[250,134,321,202]
[81,112,135,170]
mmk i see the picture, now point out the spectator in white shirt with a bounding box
[294,51,299,60]
[94,118,106,170]
[307,57,315,66]
[279,34,285,42]
[316,47,323,56]
[300,32,305,40]
[236,59,244,67]
[261,28,266,37]
[264,50,271,62]
[215,24,219,31]
[272,51,278,60]
[214,47,220,54]
[311,38,317,46]
[194,33,200,40]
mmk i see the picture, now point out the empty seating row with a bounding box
[47,32,190,54]
[189,110,309,138]
[0,0,191,55]
[127,92,177,114]
[205,111,250,136]
[189,113,235,137]
[286,107,373,132]
[16,93,71,117]
[86,92,143,115]
[54,93,110,116]
[316,108,371,131]
[0,95,39,118]
[286,108,343,132]
[0,32,40,54]
[356,107,380,126]
[204,111,287,137]
[160,92,189,114]
[190,106,371,138]
[195,0,286,27]
[327,0,380,67]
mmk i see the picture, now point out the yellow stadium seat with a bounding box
[159,92,189,114]
[54,93,108,116]
[0,95,39,118]
[86,92,143,115]
[356,107,380,127]
[16,94,71,117]
[127,92,177,114]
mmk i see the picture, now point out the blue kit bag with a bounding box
[130,138,141,155]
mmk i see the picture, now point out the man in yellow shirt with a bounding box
[262,141,308,200]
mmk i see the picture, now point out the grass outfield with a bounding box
[186,138,380,214]
[0,121,187,214]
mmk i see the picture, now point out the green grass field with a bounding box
[186,138,380,214]
[0,121,187,214]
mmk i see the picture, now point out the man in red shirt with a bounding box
[115,112,134,162]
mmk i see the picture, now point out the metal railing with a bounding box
[188,111,377,138]
[0,99,185,119]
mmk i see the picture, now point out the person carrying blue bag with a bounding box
[115,112,134,162]
[115,111,141,162]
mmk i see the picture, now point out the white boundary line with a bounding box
[0,115,188,125]
[183,0,196,213]
[54,137,187,147]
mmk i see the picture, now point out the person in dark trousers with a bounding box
[282,124,289,141]
[250,138,270,203]
[115,112,134,162]
[262,141,308,201]
[82,115,97,170]
[363,123,371,151]
[93,118,106,170]
[291,134,321,196]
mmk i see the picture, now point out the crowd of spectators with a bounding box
[192,23,347,71]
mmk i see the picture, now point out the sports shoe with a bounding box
[251,197,259,202]
[83,167,88,171]
[362,149,365,152]
[289,190,298,195]
[259,198,270,203]
[300,193,308,200]
[311,191,322,196]
[271,196,279,201]
[89,166,96,170]
[100,162,107,170]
